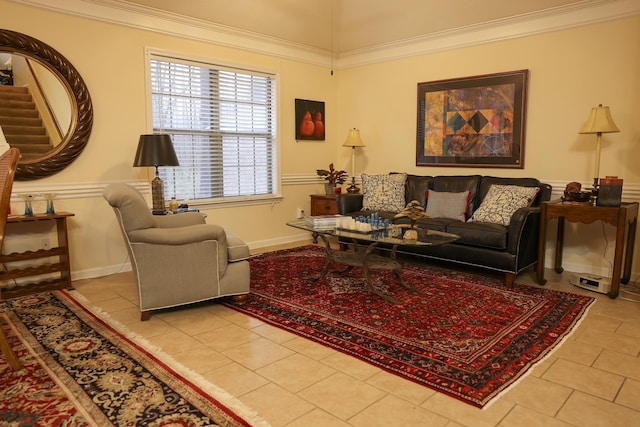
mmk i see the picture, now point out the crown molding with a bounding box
[9,0,640,69]
[338,0,640,68]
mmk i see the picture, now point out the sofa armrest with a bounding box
[507,206,541,256]
[337,194,364,214]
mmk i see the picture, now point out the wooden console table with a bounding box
[0,212,74,300]
[536,201,638,298]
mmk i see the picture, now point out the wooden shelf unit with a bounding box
[0,212,74,299]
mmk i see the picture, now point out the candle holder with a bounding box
[42,193,57,214]
[19,194,35,216]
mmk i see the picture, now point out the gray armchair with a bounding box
[103,183,250,321]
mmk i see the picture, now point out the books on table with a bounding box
[304,215,349,229]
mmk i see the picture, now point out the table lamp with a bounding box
[342,128,365,193]
[133,134,179,213]
[579,104,619,191]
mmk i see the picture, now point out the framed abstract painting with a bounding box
[416,70,528,168]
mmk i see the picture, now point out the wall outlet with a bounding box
[296,208,305,219]
[41,238,50,249]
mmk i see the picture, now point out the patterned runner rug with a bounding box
[0,291,268,426]
[227,245,595,408]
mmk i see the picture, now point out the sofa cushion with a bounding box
[479,176,542,205]
[431,175,482,219]
[470,184,539,226]
[425,190,470,221]
[446,221,508,250]
[404,174,433,207]
[362,173,407,213]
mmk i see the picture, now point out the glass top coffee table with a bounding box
[287,219,459,304]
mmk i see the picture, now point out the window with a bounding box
[148,51,277,203]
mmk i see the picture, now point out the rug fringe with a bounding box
[67,290,271,427]
[483,297,597,410]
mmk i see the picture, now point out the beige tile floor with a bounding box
[72,242,640,427]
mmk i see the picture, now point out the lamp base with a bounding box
[347,177,360,194]
[151,176,166,212]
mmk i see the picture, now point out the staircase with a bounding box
[0,85,53,160]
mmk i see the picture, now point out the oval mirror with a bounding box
[0,29,93,180]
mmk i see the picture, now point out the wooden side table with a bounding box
[309,194,339,243]
[0,212,74,300]
[536,201,638,298]
[310,194,338,216]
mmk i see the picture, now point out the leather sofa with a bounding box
[337,174,552,288]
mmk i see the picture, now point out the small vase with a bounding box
[19,194,35,216]
[42,193,57,215]
[324,183,335,195]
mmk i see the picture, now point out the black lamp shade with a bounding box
[133,134,179,168]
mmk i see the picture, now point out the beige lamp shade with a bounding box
[342,128,366,147]
[579,105,620,134]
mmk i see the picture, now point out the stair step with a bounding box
[0,108,39,118]
[0,86,28,95]
[1,125,46,136]
[2,99,36,110]
[0,116,42,127]
[10,143,53,155]
[5,135,51,146]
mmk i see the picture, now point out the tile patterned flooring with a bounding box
[71,243,640,426]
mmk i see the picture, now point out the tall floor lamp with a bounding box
[342,128,365,193]
[133,134,180,213]
[579,104,619,191]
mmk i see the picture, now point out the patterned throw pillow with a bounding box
[425,190,470,221]
[470,185,539,226]
[362,173,407,213]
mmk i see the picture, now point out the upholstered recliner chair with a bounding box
[103,183,250,321]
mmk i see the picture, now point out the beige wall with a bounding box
[1,1,638,282]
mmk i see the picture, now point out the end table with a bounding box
[536,200,638,298]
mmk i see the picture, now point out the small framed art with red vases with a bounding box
[416,70,528,168]
[295,99,325,141]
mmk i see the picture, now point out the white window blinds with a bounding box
[149,54,276,201]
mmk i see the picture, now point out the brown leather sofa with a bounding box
[337,174,552,288]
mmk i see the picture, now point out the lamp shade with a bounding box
[342,128,365,147]
[579,105,620,134]
[133,134,179,167]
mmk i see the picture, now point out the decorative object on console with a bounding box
[562,182,591,202]
[579,104,620,195]
[18,194,34,216]
[133,134,179,213]
[598,176,623,207]
[42,193,56,214]
[316,162,347,195]
[342,128,366,193]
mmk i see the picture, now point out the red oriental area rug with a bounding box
[227,245,595,408]
[0,291,268,426]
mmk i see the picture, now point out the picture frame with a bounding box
[295,98,325,141]
[416,70,528,168]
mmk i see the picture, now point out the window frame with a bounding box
[144,47,282,209]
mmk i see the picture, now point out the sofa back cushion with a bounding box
[404,174,433,207]
[431,175,482,219]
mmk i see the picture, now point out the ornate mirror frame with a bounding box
[0,29,93,180]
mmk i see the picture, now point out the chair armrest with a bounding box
[128,223,227,245]
[337,194,364,214]
[154,212,206,228]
